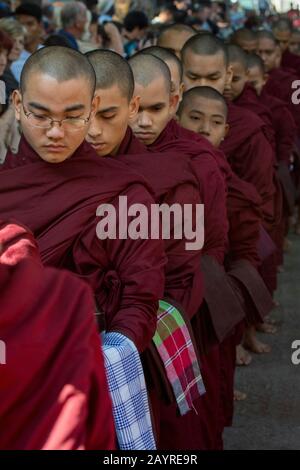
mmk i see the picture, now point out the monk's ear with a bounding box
[169,93,180,115]
[179,82,185,102]
[225,64,233,88]
[224,123,230,137]
[12,89,22,122]
[128,95,140,120]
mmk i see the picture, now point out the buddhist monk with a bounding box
[0,220,115,450]
[230,27,258,53]
[128,51,249,450]
[224,44,275,148]
[85,48,206,450]
[256,30,300,136]
[181,33,279,299]
[272,18,300,75]
[0,46,166,356]
[289,29,300,56]
[157,23,196,59]
[247,52,297,249]
[177,84,274,418]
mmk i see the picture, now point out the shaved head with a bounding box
[178,85,227,118]
[141,45,183,82]
[272,18,293,33]
[86,49,134,101]
[158,23,196,44]
[257,30,281,71]
[178,86,229,147]
[247,53,265,74]
[230,28,258,53]
[257,30,278,46]
[20,46,96,96]
[182,33,228,66]
[231,28,257,43]
[227,44,248,69]
[157,23,196,58]
[129,52,171,93]
[272,18,293,51]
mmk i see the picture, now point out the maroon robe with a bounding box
[260,88,297,165]
[114,128,203,321]
[145,120,243,450]
[0,220,115,450]
[261,88,297,265]
[0,137,166,353]
[222,102,281,294]
[281,48,300,76]
[264,67,300,137]
[109,128,208,448]
[234,83,275,149]
[149,119,229,265]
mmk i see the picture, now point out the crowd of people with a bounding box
[1,0,300,451]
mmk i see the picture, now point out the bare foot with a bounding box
[236,344,252,366]
[272,299,280,308]
[256,322,278,334]
[234,389,247,401]
[244,328,271,354]
[277,265,285,273]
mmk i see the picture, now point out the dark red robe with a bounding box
[281,48,300,76]
[114,129,204,321]
[144,120,243,450]
[261,88,297,265]
[234,83,275,149]
[263,67,300,137]
[0,137,166,353]
[0,220,115,450]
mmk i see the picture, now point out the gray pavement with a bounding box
[224,234,300,450]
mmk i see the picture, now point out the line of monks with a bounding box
[0,22,299,450]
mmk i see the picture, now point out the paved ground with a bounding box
[224,234,300,450]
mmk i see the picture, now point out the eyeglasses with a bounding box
[22,104,91,131]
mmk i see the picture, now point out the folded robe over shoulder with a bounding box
[0,220,115,450]
[0,137,166,353]
[221,102,280,233]
[233,83,275,149]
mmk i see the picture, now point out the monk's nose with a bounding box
[201,121,210,135]
[87,120,102,138]
[46,123,65,139]
[138,112,152,127]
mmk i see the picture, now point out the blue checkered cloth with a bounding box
[101,332,156,450]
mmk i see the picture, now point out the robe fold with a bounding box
[0,220,115,450]
[221,102,279,232]
[234,83,275,149]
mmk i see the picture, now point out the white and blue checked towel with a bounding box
[101,332,156,450]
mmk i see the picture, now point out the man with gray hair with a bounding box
[59,1,87,50]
